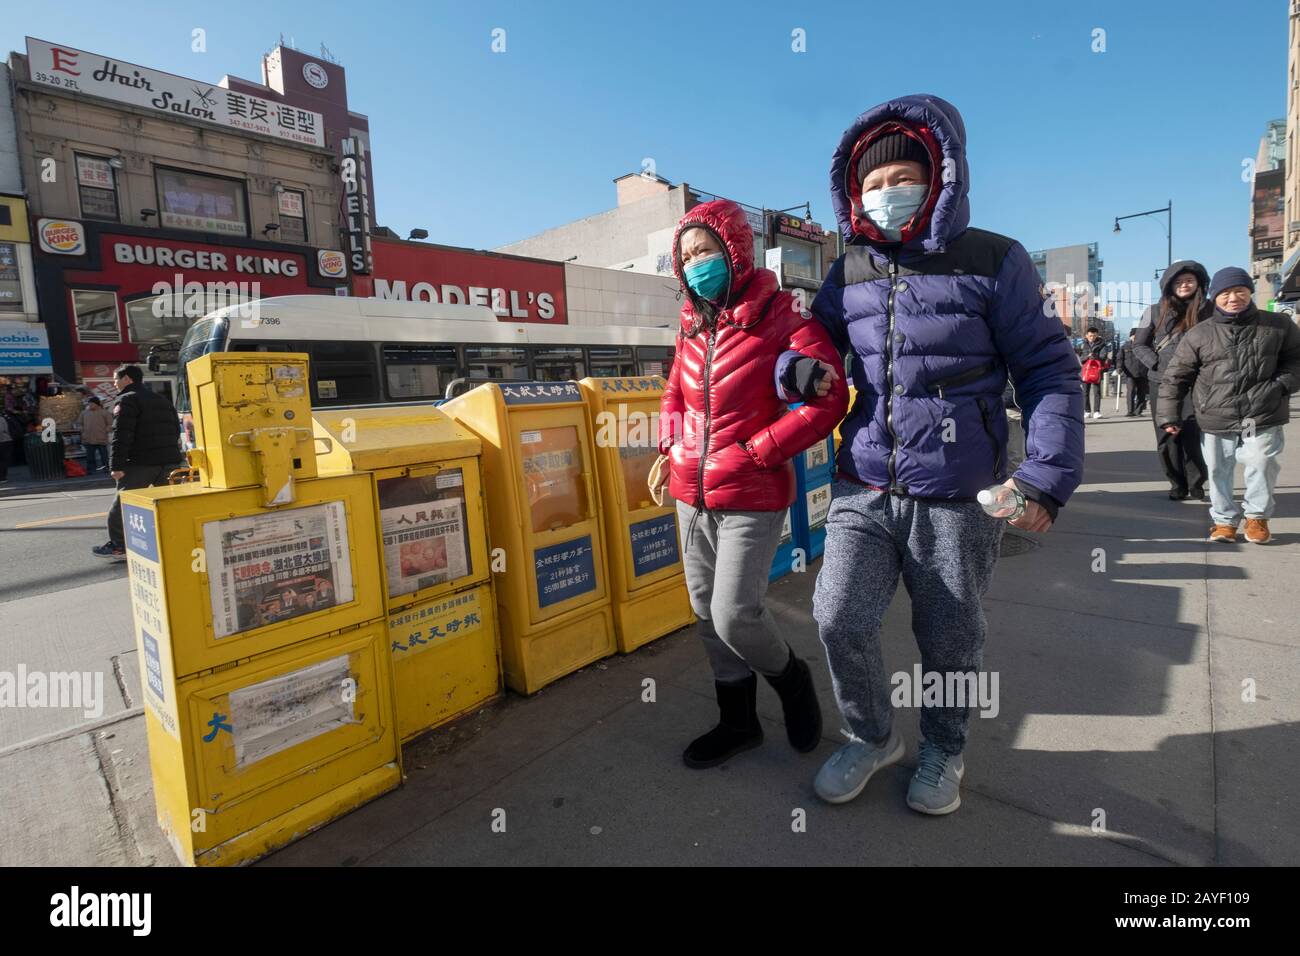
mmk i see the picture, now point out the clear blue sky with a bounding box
[6,0,1288,328]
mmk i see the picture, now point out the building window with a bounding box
[155,167,249,236]
[276,188,307,244]
[75,154,120,222]
[71,289,120,342]
[777,236,820,281]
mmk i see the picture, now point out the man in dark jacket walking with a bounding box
[1119,328,1149,416]
[1159,268,1300,544]
[792,94,1084,816]
[93,365,182,559]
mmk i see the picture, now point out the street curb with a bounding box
[0,477,115,499]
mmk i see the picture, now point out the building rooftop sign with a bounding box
[24,37,326,149]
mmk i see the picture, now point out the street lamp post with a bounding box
[1113,200,1173,270]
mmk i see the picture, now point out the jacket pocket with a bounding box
[927,360,997,399]
[975,397,1005,480]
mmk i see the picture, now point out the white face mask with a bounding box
[860,183,928,240]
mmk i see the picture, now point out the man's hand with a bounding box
[1003,478,1053,533]
[110,470,124,481]
[1163,424,1180,436]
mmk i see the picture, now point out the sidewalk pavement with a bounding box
[2,407,1297,866]
[0,464,114,499]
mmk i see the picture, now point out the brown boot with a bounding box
[1243,518,1271,544]
[1208,524,1237,543]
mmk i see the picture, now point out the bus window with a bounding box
[465,345,528,380]
[175,315,229,414]
[383,344,459,400]
[310,341,380,405]
[531,346,585,382]
[229,339,299,352]
[635,345,673,377]
[586,346,635,378]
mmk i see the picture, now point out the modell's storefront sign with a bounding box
[366,240,563,323]
[25,37,326,148]
[340,137,372,275]
[37,218,87,255]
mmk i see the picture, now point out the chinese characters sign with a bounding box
[534,535,597,608]
[387,590,484,657]
[26,38,326,148]
[629,513,679,577]
[500,381,581,405]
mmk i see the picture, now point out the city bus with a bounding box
[173,295,678,431]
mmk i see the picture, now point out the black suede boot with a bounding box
[683,674,763,769]
[765,648,822,753]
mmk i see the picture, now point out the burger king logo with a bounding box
[38,219,87,256]
[317,249,347,279]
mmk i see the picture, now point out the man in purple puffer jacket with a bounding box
[785,94,1084,815]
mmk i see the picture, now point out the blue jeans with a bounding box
[83,444,108,472]
[1202,426,1285,526]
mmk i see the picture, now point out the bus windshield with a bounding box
[175,315,228,414]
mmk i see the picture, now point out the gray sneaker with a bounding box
[906,739,965,815]
[813,728,905,804]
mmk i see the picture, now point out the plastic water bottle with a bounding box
[977,484,1025,521]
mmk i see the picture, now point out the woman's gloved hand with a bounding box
[782,356,839,399]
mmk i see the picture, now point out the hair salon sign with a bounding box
[25,38,326,148]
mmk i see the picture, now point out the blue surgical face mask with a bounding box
[684,252,729,302]
[860,183,928,240]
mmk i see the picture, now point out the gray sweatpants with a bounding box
[677,501,792,683]
[812,481,1003,755]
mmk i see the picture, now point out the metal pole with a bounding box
[1167,200,1173,268]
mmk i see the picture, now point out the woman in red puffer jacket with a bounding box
[652,198,847,770]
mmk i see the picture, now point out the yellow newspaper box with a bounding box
[836,383,858,445]
[120,476,399,866]
[127,474,384,678]
[441,381,614,694]
[185,352,318,504]
[579,376,693,653]
[313,406,501,742]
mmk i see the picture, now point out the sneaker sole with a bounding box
[814,735,905,805]
[906,763,966,816]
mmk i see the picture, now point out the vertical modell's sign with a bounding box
[340,138,372,275]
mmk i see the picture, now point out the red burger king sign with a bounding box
[38,218,87,256]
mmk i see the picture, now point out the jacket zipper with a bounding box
[885,251,900,490]
[976,397,1003,479]
[696,326,717,508]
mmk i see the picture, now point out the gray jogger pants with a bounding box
[812,480,1003,755]
[677,501,792,683]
